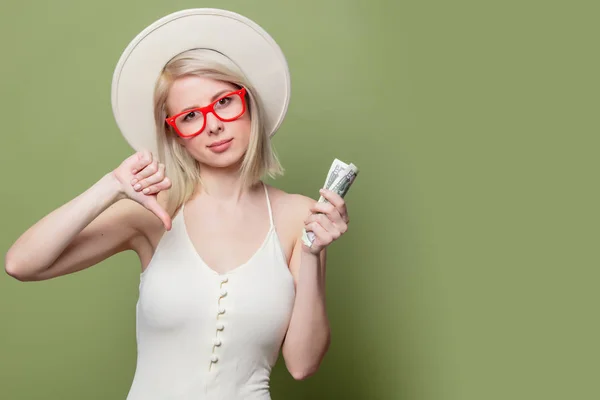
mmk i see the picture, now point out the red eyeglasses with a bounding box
[165,87,247,138]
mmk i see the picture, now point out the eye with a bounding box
[182,111,200,122]
[215,96,232,108]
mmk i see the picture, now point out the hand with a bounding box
[111,150,172,230]
[303,188,350,254]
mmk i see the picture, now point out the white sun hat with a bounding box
[110,8,291,156]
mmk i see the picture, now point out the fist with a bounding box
[112,150,172,230]
[303,188,350,254]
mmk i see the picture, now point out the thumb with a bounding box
[144,197,172,231]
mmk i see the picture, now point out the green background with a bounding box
[1,0,598,399]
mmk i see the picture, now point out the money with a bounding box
[302,159,359,248]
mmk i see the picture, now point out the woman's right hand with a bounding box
[111,150,172,230]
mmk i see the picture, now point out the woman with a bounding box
[5,8,350,399]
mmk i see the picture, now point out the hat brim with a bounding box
[111,8,291,156]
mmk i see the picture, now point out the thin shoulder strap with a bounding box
[263,182,274,228]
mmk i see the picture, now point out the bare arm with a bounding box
[281,189,350,380]
[5,151,172,282]
[282,239,330,380]
[6,174,133,281]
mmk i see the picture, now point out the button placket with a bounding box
[210,275,229,370]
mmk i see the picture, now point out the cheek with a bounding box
[241,122,252,141]
[175,118,252,160]
[178,136,204,151]
[237,118,252,140]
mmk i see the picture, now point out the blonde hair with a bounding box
[153,49,284,216]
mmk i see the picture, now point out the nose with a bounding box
[205,111,224,136]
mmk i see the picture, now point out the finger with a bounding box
[132,162,161,187]
[306,209,340,231]
[142,177,172,195]
[144,198,172,231]
[317,213,340,237]
[135,164,166,191]
[305,221,332,244]
[310,202,344,224]
[129,150,153,174]
[319,189,347,217]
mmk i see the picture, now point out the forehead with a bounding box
[166,76,238,114]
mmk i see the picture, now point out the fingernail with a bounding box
[134,183,141,190]
[143,188,149,194]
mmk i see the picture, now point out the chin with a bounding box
[200,150,246,169]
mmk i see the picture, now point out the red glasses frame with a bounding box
[165,87,247,138]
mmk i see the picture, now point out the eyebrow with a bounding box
[177,89,233,114]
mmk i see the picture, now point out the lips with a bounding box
[208,138,233,148]
[207,138,234,154]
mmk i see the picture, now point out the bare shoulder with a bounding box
[265,184,315,221]
[264,183,315,263]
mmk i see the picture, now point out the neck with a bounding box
[196,162,256,202]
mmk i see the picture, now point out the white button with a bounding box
[213,338,222,346]
[216,322,224,331]
[211,354,218,363]
[220,276,228,283]
[218,307,226,315]
[220,289,228,297]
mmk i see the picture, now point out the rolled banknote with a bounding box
[302,159,359,247]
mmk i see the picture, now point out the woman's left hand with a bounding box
[303,188,350,255]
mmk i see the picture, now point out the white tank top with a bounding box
[126,184,296,400]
